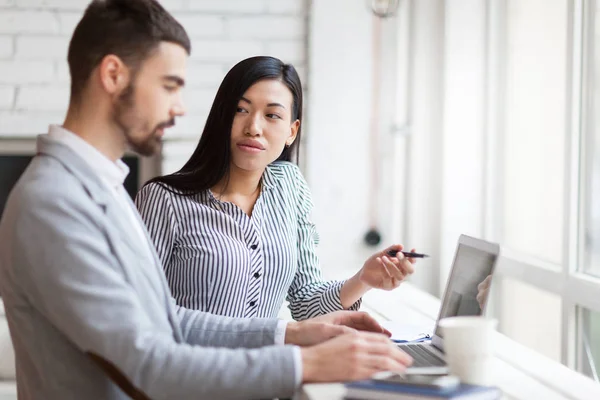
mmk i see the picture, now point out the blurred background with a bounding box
[0,0,599,383]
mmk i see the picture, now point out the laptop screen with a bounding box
[433,236,499,339]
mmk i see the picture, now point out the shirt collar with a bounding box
[262,163,282,190]
[47,124,129,190]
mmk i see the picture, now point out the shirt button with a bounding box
[249,301,256,307]
[250,244,258,250]
[253,272,260,279]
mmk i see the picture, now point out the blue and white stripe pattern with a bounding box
[135,161,361,320]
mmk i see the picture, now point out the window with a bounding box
[497,277,562,362]
[493,0,568,362]
[580,308,600,380]
[577,0,600,379]
[487,0,600,381]
[502,0,568,265]
[396,0,600,382]
[583,0,600,280]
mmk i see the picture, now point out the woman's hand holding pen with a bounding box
[339,244,419,309]
[358,244,417,291]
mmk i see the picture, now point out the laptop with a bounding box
[397,234,500,375]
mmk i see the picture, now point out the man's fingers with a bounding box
[348,312,387,333]
[363,341,413,366]
[353,332,413,365]
[352,318,392,336]
[327,324,357,338]
[362,355,410,374]
[352,335,412,372]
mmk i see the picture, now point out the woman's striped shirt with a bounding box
[134,161,361,320]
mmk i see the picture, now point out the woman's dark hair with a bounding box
[68,0,190,102]
[147,56,303,195]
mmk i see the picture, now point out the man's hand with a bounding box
[301,332,413,382]
[309,311,392,336]
[285,311,391,346]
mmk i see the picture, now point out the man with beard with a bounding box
[0,1,411,399]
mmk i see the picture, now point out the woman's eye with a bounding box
[236,107,248,113]
[267,114,281,120]
[164,86,177,92]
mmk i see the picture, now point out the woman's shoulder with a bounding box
[266,161,304,183]
[265,162,312,206]
[139,180,171,196]
[137,180,190,202]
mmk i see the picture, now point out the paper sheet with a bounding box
[382,320,436,342]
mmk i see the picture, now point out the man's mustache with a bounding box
[156,119,175,131]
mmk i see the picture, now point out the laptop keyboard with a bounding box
[398,344,446,367]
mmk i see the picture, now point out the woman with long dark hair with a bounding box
[135,56,416,320]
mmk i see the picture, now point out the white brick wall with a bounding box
[0,36,13,57]
[0,61,54,83]
[0,11,60,34]
[0,86,14,109]
[16,86,69,111]
[15,36,68,59]
[0,0,309,176]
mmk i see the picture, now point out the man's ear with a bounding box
[98,54,131,96]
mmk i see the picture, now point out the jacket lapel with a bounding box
[121,194,184,340]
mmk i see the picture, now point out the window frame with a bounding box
[485,0,600,376]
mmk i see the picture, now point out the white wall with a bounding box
[306,0,375,278]
[438,0,488,289]
[403,0,445,294]
[307,0,445,294]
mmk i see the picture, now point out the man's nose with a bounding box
[172,94,186,117]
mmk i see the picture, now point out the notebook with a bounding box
[345,379,502,400]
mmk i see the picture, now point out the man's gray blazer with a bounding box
[0,135,298,400]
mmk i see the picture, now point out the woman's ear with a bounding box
[287,119,300,146]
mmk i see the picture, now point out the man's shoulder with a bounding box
[10,155,99,216]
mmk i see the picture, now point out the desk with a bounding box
[299,283,600,400]
[2,285,600,399]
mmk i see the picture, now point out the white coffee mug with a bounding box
[439,316,498,386]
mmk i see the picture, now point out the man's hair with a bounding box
[67,0,191,101]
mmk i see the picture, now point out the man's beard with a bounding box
[113,83,174,157]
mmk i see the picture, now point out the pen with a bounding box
[391,334,431,343]
[386,250,430,258]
